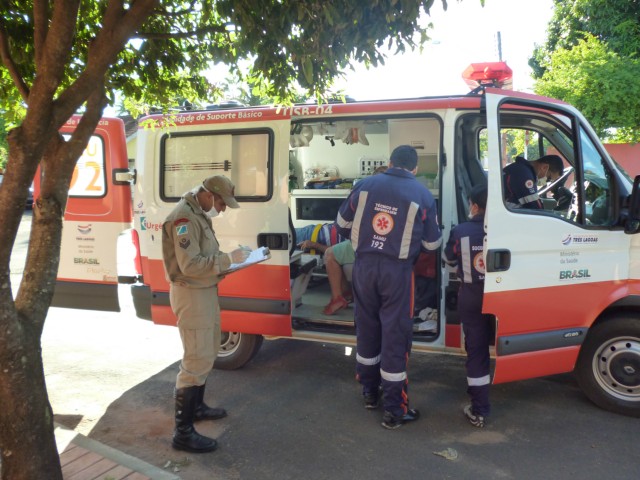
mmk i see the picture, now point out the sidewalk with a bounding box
[55,424,180,480]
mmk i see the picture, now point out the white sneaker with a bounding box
[463,405,485,428]
[413,319,437,332]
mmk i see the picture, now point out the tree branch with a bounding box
[22,0,82,129]
[154,0,197,17]
[67,85,108,162]
[32,0,81,99]
[33,0,49,65]
[133,24,231,40]
[0,17,30,101]
[52,0,158,128]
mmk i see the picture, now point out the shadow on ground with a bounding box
[79,338,639,480]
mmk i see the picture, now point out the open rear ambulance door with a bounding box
[483,90,626,384]
[43,117,133,311]
[135,109,295,365]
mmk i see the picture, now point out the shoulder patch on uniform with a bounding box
[179,237,191,249]
[525,179,535,189]
[176,225,188,236]
[174,218,189,225]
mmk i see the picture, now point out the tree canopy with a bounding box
[0,1,469,478]
[530,0,640,141]
[0,0,451,123]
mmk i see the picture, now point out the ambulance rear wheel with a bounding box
[575,317,640,417]
[216,332,264,370]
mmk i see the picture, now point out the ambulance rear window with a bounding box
[64,134,107,198]
[160,129,273,202]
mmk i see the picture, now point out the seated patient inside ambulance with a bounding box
[295,221,345,254]
[295,166,389,255]
[322,244,438,326]
[321,240,355,315]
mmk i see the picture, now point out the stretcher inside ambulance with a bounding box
[46,62,640,418]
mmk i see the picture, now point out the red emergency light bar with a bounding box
[462,61,513,92]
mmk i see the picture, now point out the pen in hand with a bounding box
[231,245,251,264]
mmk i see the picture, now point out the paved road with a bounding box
[11,211,640,479]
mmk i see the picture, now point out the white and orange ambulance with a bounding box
[46,63,640,417]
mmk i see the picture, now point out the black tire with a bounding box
[575,316,640,417]
[215,332,264,370]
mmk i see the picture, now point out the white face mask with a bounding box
[193,188,218,218]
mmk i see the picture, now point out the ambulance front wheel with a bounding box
[575,316,640,417]
[216,332,264,370]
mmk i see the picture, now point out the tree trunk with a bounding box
[0,136,68,479]
[0,317,62,480]
[0,2,158,476]
[0,84,115,480]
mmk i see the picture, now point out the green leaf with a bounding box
[301,56,314,86]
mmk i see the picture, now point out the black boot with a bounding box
[194,383,227,421]
[172,386,218,453]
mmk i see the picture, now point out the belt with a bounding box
[310,223,323,255]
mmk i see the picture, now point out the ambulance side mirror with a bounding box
[625,175,640,234]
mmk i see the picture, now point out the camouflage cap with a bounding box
[202,175,239,208]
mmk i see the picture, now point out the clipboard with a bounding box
[220,246,271,275]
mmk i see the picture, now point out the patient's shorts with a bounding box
[332,240,355,266]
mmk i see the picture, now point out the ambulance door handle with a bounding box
[486,249,511,272]
[258,233,289,251]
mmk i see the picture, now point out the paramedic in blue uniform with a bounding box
[336,145,442,430]
[503,154,563,209]
[162,175,250,453]
[443,183,491,427]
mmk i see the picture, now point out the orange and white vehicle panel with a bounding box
[40,117,133,312]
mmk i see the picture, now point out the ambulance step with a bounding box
[292,316,356,335]
[292,302,355,331]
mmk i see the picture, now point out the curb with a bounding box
[54,423,180,480]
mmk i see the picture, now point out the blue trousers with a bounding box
[353,254,414,418]
[458,283,492,416]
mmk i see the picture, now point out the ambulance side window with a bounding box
[580,128,613,226]
[160,130,272,201]
[478,125,578,216]
[488,101,617,228]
